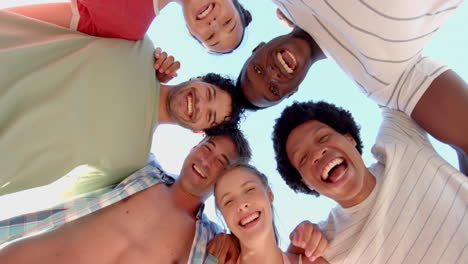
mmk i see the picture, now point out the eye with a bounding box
[224,200,233,207]
[299,154,308,166]
[204,145,211,152]
[253,65,262,75]
[269,85,280,97]
[224,18,232,26]
[246,187,255,193]
[207,33,214,41]
[319,135,329,143]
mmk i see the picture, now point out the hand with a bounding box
[289,221,329,262]
[276,8,295,29]
[153,47,180,83]
[206,233,240,264]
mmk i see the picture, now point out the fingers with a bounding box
[225,239,240,264]
[303,227,322,261]
[154,49,180,78]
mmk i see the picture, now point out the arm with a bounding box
[205,233,240,264]
[5,2,72,28]
[411,69,468,175]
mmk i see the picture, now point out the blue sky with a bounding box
[1,0,467,250]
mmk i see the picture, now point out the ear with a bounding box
[344,133,357,146]
[252,42,266,53]
[268,188,274,203]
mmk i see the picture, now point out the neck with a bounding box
[339,168,376,208]
[158,83,175,125]
[168,180,205,217]
[238,231,283,264]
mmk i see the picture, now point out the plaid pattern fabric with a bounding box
[0,154,220,264]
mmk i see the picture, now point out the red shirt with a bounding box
[71,0,158,40]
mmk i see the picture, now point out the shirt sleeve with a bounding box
[370,56,449,116]
[70,0,158,40]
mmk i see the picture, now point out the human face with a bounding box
[240,35,313,108]
[286,120,370,207]
[179,135,240,199]
[215,167,274,244]
[167,79,232,130]
[184,0,244,53]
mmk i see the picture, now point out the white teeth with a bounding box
[321,158,344,181]
[197,4,213,19]
[193,164,206,178]
[187,94,193,117]
[277,51,296,74]
[240,212,260,226]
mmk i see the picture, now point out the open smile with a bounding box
[196,3,215,20]
[185,91,195,120]
[276,49,297,74]
[320,157,349,184]
[192,164,207,179]
[238,211,261,229]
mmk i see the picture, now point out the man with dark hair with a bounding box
[0,10,245,197]
[272,101,467,263]
[0,129,252,264]
[238,1,468,175]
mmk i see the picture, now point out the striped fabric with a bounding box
[0,154,220,264]
[273,0,464,115]
[318,108,468,264]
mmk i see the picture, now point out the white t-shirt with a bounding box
[272,0,464,115]
[318,108,468,264]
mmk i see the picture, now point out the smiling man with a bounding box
[238,0,468,175]
[0,128,252,264]
[272,101,467,263]
[0,10,244,197]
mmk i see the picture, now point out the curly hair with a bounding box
[205,126,252,164]
[272,101,364,196]
[198,73,246,133]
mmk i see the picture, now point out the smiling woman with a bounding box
[214,164,329,264]
[5,0,252,54]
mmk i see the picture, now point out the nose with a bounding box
[312,148,327,164]
[209,17,219,29]
[267,64,282,80]
[237,201,250,212]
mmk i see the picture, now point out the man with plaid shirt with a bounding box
[0,129,252,264]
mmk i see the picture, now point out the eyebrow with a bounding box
[219,180,255,203]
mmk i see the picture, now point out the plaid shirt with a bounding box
[0,155,220,264]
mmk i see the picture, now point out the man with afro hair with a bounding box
[272,101,467,264]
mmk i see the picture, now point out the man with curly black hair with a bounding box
[272,101,467,263]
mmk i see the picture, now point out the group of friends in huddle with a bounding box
[0,0,467,263]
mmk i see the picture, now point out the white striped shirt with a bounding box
[318,108,467,264]
[273,0,464,115]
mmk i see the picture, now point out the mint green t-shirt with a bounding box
[0,11,159,196]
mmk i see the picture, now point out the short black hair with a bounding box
[272,101,363,196]
[205,126,252,163]
[199,73,245,132]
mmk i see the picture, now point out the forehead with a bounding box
[286,120,327,149]
[215,167,260,195]
[204,135,238,159]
